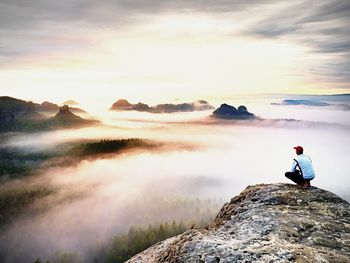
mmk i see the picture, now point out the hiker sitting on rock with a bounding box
[285,146,315,188]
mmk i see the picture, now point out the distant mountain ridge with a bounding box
[271,98,350,111]
[44,105,94,129]
[0,96,86,115]
[110,99,214,113]
[0,96,95,132]
[37,101,86,114]
[272,99,330,106]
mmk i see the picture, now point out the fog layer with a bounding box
[1,99,349,262]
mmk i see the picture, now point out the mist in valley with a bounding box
[0,98,349,263]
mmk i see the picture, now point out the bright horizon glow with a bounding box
[1,5,349,103]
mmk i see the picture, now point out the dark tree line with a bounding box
[104,220,187,263]
[71,139,152,156]
[33,220,188,263]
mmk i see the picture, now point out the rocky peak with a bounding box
[127,184,350,263]
[212,103,256,120]
[110,99,133,110]
[59,105,70,114]
[237,105,248,112]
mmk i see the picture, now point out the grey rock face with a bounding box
[127,184,350,263]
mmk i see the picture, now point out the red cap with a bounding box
[293,146,303,153]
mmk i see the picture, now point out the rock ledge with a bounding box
[127,183,350,263]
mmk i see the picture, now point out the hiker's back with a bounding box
[295,154,315,179]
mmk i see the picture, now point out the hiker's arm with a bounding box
[291,160,297,172]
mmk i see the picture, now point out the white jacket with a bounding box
[291,154,316,179]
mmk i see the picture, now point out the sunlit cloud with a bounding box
[0,0,349,104]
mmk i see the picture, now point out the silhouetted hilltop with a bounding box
[0,96,86,117]
[110,99,133,110]
[0,97,96,132]
[36,101,56,112]
[110,99,214,113]
[37,101,86,114]
[0,97,46,130]
[0,96,36,113]
[128,184,350,262]
[43,105,94,128]
[133,102,151,112]
[212,103,256,120]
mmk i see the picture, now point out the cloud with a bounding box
[0,0,271,61]
[245,0,350,84]
[247,1,350,42]
[0,0,349,87]
[0,0,264,32]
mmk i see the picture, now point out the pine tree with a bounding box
[178,221,186,233]
[164,221,170,235]
[171,220,177,236]
[158,223,166,240]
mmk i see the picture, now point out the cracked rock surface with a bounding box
[127,183,350,263]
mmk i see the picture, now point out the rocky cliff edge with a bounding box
[127,183,350,263]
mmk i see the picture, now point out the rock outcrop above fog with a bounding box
[110,99,133,110]
[39,101,86,114]
[212,103,256,120]
[0,97,96,132]
[41,105,98,130]
[0,96,85,119]
[127,183,350,263]
[109,99,214,113]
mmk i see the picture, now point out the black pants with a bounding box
[285,171,311,185]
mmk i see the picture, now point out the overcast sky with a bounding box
[0,0,349,104]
